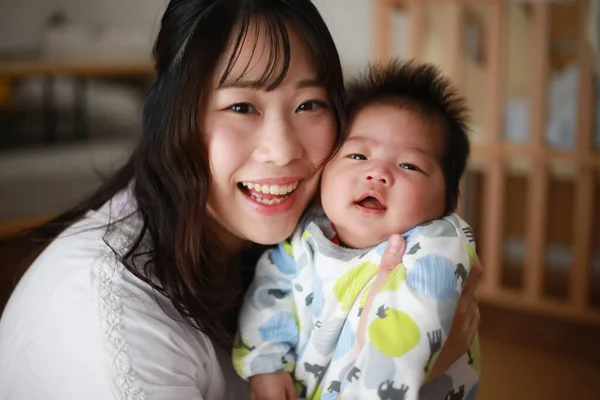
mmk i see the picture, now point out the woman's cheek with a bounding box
[303,116,337,164]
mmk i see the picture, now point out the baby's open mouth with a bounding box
[356,196,386,210]
[238,181,299,205]
[355,191,387,211]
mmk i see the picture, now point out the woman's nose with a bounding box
[253,116,303,166]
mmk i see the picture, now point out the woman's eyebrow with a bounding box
[296,78,324,88]
[218,77,323,90]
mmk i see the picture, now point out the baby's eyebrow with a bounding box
[344,135,377,146]
[345,135,438,159]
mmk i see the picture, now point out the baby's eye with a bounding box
[349,154,367,161]
[297,100,327,112]
[400,163,419,171]
[228,103,257,114]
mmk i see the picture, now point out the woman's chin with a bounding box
[244,222,296,246]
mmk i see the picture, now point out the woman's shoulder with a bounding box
[0,196,246,399]
[89,208,248,399]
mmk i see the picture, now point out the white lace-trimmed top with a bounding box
[0,189,248,400]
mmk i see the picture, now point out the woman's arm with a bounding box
[425,256,481,382]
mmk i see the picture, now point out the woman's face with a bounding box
[203,25,337,248]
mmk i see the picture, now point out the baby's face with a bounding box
[321,103,447,248]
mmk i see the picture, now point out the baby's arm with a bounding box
[349,215,479,400]
[233,241,300,398]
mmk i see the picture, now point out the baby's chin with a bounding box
[336,229,392,250]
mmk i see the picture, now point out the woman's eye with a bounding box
[400,163,419,171]
[228,103,257,114]
[297,100,327,112]
[350,154,367,161]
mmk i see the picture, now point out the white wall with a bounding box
[0,0,389,71]
[314,0,408,74]
[313,0,373,72]
[0,0,167,53]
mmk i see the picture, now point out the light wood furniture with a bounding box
[0,56,154,78]
[0,56,154,238]
[375,0,600,325]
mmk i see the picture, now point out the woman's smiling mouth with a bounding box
[239,181,299,205]
[237,179,303,215]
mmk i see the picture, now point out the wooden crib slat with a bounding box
[375,0,393,62]
[481,0,507,293]
[570,0,595,309]
[446,3,467,217]
[480,288,600,326]
[446,3,464,88]
[524,2,550,300]
[409,2,426,62]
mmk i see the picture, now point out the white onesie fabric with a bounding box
[234,210,480,400]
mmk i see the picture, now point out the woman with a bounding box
[0,0,481,399]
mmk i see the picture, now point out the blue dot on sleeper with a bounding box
[332,320,355,361]
[465,384,479,400]
[259,312,299,345]
[320,391,339,400]
[297,338,309,359]
[407,253,458,301]
[310,276,326,317]
[271,244,298,276]
[374,241,388,257]
[403,228,422,254]
[375,232,417,257]
[364,344,397,389]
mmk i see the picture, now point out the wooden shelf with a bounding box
[0,215,53,239]
[0,56,155,78]
[480,287,600,326]
[468,139,600,180]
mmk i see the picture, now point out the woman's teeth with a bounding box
[241,181,298,195]
[241,181,299,205]
[252,196,287,205]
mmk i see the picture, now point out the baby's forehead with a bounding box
[343,117,445,160]
[342,134,402,153]
[347,103,444,138]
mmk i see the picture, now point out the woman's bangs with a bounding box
[218,13,293,91]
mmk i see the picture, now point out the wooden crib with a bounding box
[374,0,600,325]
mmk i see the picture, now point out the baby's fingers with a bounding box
[379,234,406,272]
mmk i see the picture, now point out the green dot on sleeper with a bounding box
[283,239,294,257]
[369,307,420,357]
[378,264,407,292]
[293,302,302,332]
[308,384,322,400]
[302,230,312,240]
[466,243,477,265]
[232,334,254,376]
[468,333,482,373]
[359,282,374,309]
[283,358,294,373]
[333,261,379,312]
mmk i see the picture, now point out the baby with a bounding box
[233,60,480,400]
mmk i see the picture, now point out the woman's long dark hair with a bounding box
[8,0,345,349]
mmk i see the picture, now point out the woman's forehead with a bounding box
[215,18,318,90]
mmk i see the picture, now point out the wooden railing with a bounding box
[375,0,600,325]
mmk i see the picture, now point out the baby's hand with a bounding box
[249,372,298,400]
